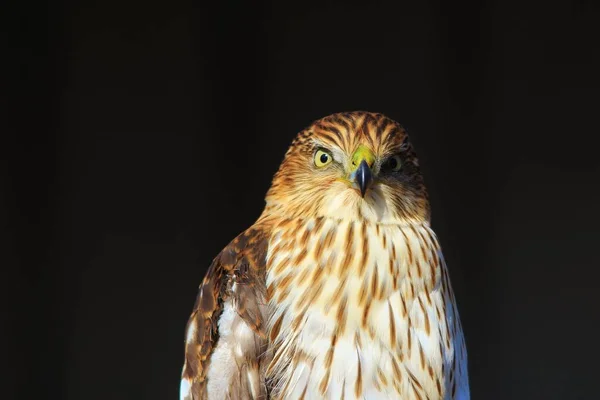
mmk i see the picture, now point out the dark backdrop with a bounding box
[3,0,600,399]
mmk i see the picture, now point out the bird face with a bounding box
[265,112,430,224]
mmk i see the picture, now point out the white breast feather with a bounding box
[266,218,469,399]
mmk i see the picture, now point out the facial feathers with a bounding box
[265,111,430,223]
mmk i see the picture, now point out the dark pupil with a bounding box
[387,158,398,169]
[320,153,329,163]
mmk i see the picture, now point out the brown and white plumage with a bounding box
[181,111,469,399]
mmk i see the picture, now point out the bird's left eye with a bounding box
[382,155,402,172]
[314,149,333,167]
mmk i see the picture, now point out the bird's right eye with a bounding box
[314,149,333,167]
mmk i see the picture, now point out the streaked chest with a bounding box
[265,217,463,399]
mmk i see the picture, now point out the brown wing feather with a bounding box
[181,224,270,400]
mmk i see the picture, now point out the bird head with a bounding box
[265,111,430,224]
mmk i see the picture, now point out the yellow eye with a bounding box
[382,155,402,172]
[314,149,333,167]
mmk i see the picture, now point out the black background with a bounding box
[3,0,600,399]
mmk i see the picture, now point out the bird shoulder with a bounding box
[180,223,270,399]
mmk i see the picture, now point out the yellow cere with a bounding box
[351,145,375,170]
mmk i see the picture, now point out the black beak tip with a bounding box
[356,160,373,198]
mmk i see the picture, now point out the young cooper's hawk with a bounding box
[180,112,470,399]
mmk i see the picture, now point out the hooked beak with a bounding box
[355,160,373,198]
[349,145,375,198]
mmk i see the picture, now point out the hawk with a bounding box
[180,111,470,399]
